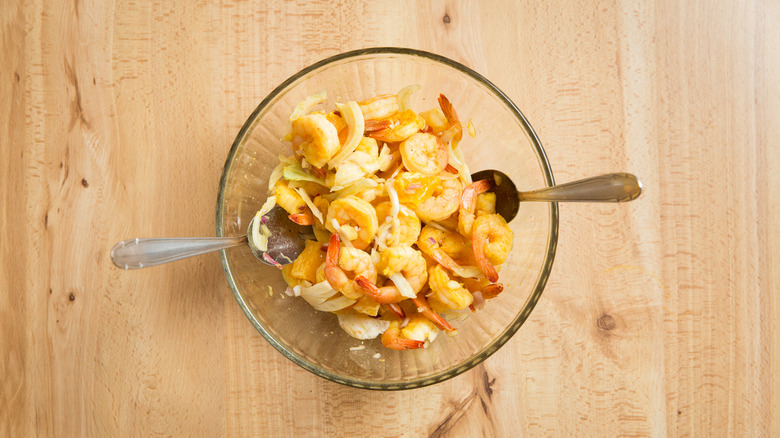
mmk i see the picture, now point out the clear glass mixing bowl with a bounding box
[217,48,558,390]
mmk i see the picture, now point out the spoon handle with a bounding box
[519,173,642,202]
[111,236,247,269]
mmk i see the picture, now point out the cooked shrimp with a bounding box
[381,320,424,350]
[412,292,454,332]
[400,133,448,176]
[324,234,377,299]
[437,94,463,147]
[458,179,493,237]
[417,225,466,273]
[289,213,313,225]
[366,109,426,143]
[358,94,399,121]
[291,113,341,168]
[355,247,428,303]
[471,214,513,283]
[428,264,473,310]
[325,196,379,250]
[375,201,421,247]
[401,315,440,343]
[415,177,462,222]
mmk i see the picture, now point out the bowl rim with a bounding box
[216,47,558,390]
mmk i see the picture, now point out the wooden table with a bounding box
[2,1,777,436]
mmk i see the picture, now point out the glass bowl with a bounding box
[217,48,558,390]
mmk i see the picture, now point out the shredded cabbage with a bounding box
[289,90,327,121]
[328,101,365,167]
[385,179,400,218]
[388,272,416,299]
[337,313,391,340]
[282,162,327,186]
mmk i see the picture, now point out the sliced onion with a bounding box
[471,291,485,310]
[396,84,421,111]
[300,281,338,306]
[312,295,356,312]
[293,187,324,224]
[388,272,416,299]
[289,90,327,121]
[328,101,365,167]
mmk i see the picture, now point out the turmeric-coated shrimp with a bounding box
[324,234,377,299]
[428,264,473,310]
[355,247,428,303]
[471,214,513,283]
[375,201,421,247]
[325,196,379,250]
[437,94,463,148]
[415,177,462,222]
[358,94,399,121]
[417,225,466,273]
[412,292,454,332]
[458,179,493,237]
[400,133,448,176]
[291,113,341,168]
[381,321,424,350]
[366,110,426,143]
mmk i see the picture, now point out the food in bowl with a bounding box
[254,86,514,350]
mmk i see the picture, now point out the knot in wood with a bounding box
[597,314,615,330]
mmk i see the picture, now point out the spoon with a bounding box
[111,206,311,269]
[469,171,642,222]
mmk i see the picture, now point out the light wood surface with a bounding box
[2,1,777,436]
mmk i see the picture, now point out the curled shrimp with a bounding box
[428,264,473,310]
[366,109,426,143]
[358,94,399,121]
[381,320,424,350]
[291,113,341,168]
[417,225,466,273]
[400,132,448,176]
[375,201,421,247]
[458,179,493,237]
[471,214,513,283]
[324,234,377,299]
[437,94,463,147]
[415,177,462,222]
[325,196,379,250]
[412,292,454,332]
[355,247,428,303]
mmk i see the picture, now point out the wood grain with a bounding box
[1,0,777,436]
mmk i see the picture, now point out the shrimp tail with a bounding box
[289,213,314,225]
[461,180,493,210]
[481,283,504,299]
[355,276,405,304]
[364,119,393,132]
[324,234,342,290]
[431,248,463,274]
[472,235,499,283]
[384,303,406,319]
[381,325,425,350]
[412,294,455,332]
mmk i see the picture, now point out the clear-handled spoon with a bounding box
[111,206,310,269]
[469,171,642,222]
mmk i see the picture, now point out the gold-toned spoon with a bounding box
[469,171,642,222]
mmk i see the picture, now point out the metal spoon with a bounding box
[110,206,311,269]
[469,171,642,222]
